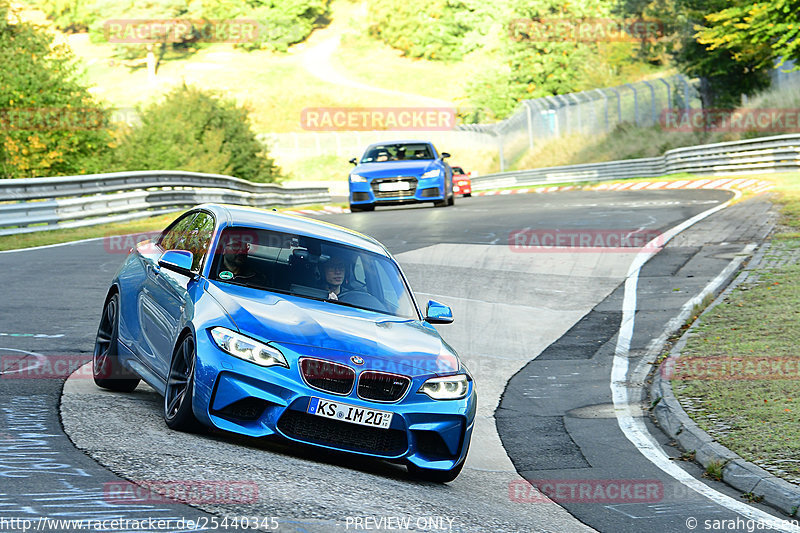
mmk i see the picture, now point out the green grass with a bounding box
[670,171,800,485]
[281,154,353,182]
[0,202,346,252]
[0,212,181,252]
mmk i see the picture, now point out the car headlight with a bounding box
[419,374,469,400]
[349,173,367,182]
[209,327,288,368]
[421,169,441,179]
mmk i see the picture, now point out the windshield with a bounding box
[210,227,418,319]
[360,143,435,163]
[452,166,464,175]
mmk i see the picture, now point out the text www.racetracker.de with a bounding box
[0,516,280,531]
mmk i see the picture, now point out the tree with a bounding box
[695,0,800,70]
[367,0,492,61]
[112,85,281,183]
[671,0,772,109]
[0,1,112,178]
[464,0,610,121]
[32,0,332,67]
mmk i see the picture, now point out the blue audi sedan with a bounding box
[93,204,475,481]
[347,141,455,211]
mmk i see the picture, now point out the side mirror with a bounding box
[425,300,453,324]
[349,158,358,165]
[158,250,194,277]
[440,152,451,159]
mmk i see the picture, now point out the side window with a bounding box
[159,213,197,251]
[184,212,215,272]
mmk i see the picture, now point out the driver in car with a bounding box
[218,237,264,285]
[322,254,348,300]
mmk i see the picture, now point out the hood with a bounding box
[206,281,459,376]
[354,161,438,178]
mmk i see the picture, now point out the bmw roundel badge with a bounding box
[351,355,364,365]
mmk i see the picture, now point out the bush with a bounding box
[0,1,113,178]
[112,85,281,183]
[30,0,331,55]
[367,0,490,61]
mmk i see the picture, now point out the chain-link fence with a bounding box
[458,74,703,171]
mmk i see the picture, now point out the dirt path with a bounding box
[297,2,454,108]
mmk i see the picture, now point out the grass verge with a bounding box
[670,171,800,486]
[0,203,346,252]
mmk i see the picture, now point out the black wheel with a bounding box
[464,193,472,198]
[93,293,140,392]
[447,191,455,206]
[349,204,374,212]
[408,458,465,483]
[164,334,202,432]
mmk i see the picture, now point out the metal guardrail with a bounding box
[471,133,800,190]
[0,170,330,236]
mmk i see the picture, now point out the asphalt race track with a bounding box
[0,189,791,532]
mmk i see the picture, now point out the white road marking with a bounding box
[0,348,47,375]
[0,236,105,254]
[611,190,800,531]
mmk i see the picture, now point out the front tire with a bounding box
[164,333,202,432]
[93,293,140,392]
[349,204,374,212]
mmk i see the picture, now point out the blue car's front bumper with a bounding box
[349,177,446,206]
[192,331,475,471]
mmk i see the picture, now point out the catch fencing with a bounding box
[460,75,701,172]
[0,170,329,236]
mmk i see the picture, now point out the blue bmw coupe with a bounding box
[347,141,455,211]
[93,204,475,481]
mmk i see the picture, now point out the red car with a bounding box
[451,166,472,197]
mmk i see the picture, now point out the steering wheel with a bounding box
[337,290,387,312]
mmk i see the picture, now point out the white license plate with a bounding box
[378,181,410,192]
[307,397,393,429]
